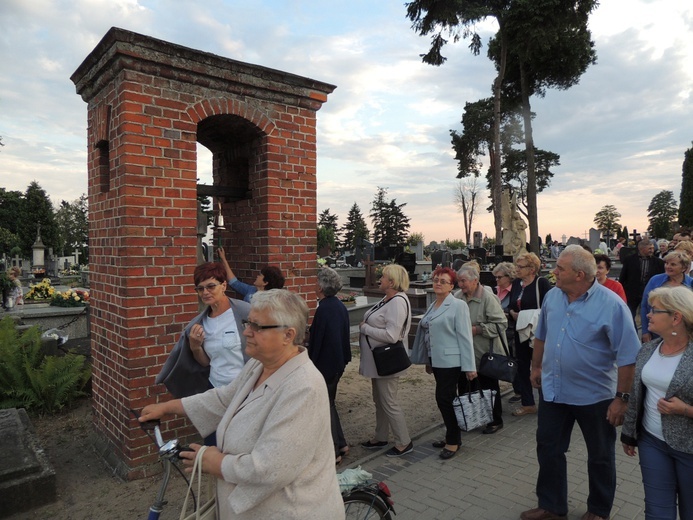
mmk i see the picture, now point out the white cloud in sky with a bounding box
[0,0,692,245]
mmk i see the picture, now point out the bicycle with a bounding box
[340,469,396,519]
[132,409,395,519]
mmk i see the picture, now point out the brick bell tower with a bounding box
[71,27,334,478]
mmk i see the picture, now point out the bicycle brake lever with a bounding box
[128,408,160,431]
[177,445,194,459]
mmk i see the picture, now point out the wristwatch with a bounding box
[615,391,630,403]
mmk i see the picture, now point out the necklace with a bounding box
[658,343,687,357]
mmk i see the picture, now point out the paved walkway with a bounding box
[347,392,646,520]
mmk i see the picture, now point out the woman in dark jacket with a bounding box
[308,266,352,464]
[507,252,551,417]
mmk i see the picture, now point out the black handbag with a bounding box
[365,296,411,376]
[370,340,411,376]
[478,323,517,383]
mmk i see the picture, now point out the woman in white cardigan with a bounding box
[140,290,344,520]
[359,264,414,457]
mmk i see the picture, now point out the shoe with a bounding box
[338,446,350,457]
[520,507,567,520]
[482,423,503,434]
[431,440,446,448]
[335,455,343,466]
[509,395,522,403]
[386,441,413,457]
[361,440,388,449]
[580,513,609,520]
[439,446,459,460]
[512,405,537,416]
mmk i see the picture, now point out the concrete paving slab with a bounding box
[347,393,646,520]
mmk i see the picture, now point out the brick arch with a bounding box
[186,97,276,136]
[71,27,335,479]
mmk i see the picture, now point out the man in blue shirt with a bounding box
[520,245,640,520]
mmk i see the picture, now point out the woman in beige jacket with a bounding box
[140,290,344,520]
[359,264,414,457]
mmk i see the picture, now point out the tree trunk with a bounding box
[491,26,507,245]
[520,60,539,254]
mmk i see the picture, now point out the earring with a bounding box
[671,331,678,336]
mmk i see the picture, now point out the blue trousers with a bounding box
[639,430,693,520]
[535,397,616,518]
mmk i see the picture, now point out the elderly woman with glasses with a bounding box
[493,261,520,401]
[308,267,352,465]
[508,252,552,417]
[622,286,693,520]
[411,267,476,459]
[640,250,693,343]
[142,290,345,520]
[156,262,250,445]
[456,263,508,433]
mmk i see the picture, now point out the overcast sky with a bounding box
[1,0,692,244]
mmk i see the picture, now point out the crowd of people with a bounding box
[138,236,691,520]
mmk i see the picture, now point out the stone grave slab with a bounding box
[0,408,56,518]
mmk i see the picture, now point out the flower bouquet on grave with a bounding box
[338,292,357,305]
[51,288,89,307]
[25,278,56,301]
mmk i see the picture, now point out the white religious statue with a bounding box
[501,188,527,257]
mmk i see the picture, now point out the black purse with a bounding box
[366,296,412,376]
[478,322,517,383]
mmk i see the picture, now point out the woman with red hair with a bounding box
[410,266,477,460]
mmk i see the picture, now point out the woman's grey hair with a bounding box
[560,244,597,280]
[648,286,693,339]
[250,289,309,345]
[492,262,516,280]
[317,266,343,297]
[657,239,669,248]
[457,263,480,282]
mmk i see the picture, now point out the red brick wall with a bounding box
[72,28,334,478]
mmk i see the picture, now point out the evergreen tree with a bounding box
[369,187,410,247]
[647,190,678,239]
[17,182,58,257]
[318,208,340,248]
[679,143,693,227]
[341,203,369,252]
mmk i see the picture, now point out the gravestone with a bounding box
[0,409,56,516]
[431,249,452,270]
[588,228,601,252]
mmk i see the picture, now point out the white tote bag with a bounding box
[180,446,217,520]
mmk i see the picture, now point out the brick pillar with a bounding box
[71,27,334,478]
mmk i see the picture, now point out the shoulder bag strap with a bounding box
[535,278,541,310]
[494,322,511,357]
[364,294,410,349]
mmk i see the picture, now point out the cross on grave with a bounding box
[363,255,375,288]
[630,229,639,244]
[74,250,81,266]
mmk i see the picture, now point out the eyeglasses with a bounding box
[194,283,222,293]
[494,275,507,280]
[516,264,530,269]
[432,278,453,285]
[650,309,672,315]
[242,320,288,332]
